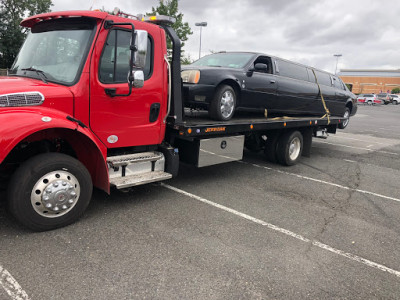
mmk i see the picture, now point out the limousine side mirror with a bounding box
[247,63,269,76]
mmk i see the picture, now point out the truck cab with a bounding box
[0,10,178,231]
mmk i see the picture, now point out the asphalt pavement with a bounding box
[1,104,400,299]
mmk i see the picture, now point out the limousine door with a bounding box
[274,59,319,115]
[242,56,277,110]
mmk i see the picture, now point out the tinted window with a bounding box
[333,76,345,90]
[99,30,152,83]
[276,60,308,81]
[314,70,332,86]
[307,68,316,83]
[364,94,374,97]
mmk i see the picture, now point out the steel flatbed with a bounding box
[168,110,342,138]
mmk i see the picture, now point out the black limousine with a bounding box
[182,52,357,128]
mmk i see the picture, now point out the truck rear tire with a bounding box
[264,133,279,163]
[7,153,92,231]
[276,131,303,166]
[209,85,236,121]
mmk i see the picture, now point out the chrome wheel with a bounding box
[30,170,80,218]
[289,137,301,161]
[342,109,350,128]
[220,90,235,119]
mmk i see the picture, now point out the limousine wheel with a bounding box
[276,131,303,166]
[209,85,236,121]
[338,107,350,129]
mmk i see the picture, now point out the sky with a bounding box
[51,0,400,73]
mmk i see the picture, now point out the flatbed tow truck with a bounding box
[0,9,348,231]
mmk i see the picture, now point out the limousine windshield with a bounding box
[192,52,254,69]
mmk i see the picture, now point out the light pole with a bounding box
[334,54,342,75]
[195,22,207,59]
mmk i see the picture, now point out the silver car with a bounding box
[390,94,399,105]
[357,94,380,105]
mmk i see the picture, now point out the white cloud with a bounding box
[51,0,400,73]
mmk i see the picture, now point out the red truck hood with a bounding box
[0,76,75,114]
[0,76,74,98]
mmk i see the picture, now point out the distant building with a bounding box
[338,69,400,94]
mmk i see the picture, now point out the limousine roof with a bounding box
[216,51,335,76]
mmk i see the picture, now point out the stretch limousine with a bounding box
[181,52,357,128]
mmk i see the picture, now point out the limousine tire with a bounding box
[338,107,350,129]
[209,85,236,121]
[276,131,303,166]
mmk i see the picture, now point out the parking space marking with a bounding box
[333,135,394,146]
[238,161,400,204]
[343,159,356,163]
[161,183,400,278]
[0,265,30,300]
[313,140,399,156]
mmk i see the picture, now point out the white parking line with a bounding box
[238,161,400,204]
[343,159,356,163]
[313,140,399,156]
[0,265,30,300]
[161,183,400,278]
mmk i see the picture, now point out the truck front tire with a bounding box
[7,153,92,231]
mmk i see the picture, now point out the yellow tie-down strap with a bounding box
[264,70,331,124]
[312,69,330,124]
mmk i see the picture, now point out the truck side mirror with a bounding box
[134,30,148,69]
[129,69,144,88]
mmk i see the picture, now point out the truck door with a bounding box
[89,27,165,148]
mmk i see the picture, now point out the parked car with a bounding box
[390,94,399,105]
[377,93,393,105]
[182,52,357,127]
[357,94,380,105]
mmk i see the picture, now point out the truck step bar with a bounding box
[107,152,163,167]
[107,151,172,189]
[110,171,172,189]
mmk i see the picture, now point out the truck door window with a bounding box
[99,29,153,84]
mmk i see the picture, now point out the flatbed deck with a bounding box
[169,110,343,137]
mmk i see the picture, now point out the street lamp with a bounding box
[333,54,342,75]
[195,22,207,59]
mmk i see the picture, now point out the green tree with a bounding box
[0,0,52,69]
[391,87,400,94]
[147,0,192,59]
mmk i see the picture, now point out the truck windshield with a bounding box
[9,18,96,85]
[191,53,255,69]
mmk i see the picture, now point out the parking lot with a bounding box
[1,104,400,299]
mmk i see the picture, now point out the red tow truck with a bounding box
[0,9,347,231]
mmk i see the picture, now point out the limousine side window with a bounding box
[307,68,316,83]
[253,56,272,74]
[333,76,345,90]
[276,59,308,81]
[314,70,332,86]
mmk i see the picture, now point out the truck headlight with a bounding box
[181,70,200,84]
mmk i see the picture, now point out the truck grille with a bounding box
[0,92,44,107]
